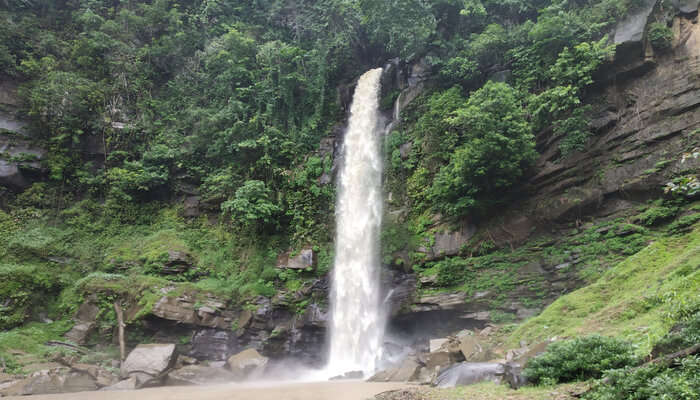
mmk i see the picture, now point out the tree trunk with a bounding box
[114,301,126,361]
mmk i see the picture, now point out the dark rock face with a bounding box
[190,329,239,361]
[0,80,46,191]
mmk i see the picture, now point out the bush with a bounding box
[524,335,638,384]
[585,356,700,400]
[648,22,673,51]
[0,264,62,329]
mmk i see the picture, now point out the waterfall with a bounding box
[327,68,385,376]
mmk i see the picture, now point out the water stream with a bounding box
[327,68,385,376]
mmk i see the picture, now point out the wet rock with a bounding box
[121,343,177,379]
[227,348,268,379]
[165,365,237,385]
[433,362,505,388]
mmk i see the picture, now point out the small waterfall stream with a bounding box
[327,68,385,376]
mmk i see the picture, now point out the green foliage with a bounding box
[648,22,673,52]
[585,357,700,400]
[523,335,638,384]
[427,82,535,216]
[0,264,62,329]
[222,180,281,233]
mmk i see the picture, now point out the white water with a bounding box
[327,68,385,376]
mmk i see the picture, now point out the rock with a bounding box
[150,294,236,330]
[614,0,657,46]
[433,362,505,388]
[414,292,468,312]
[399,142,412,160]
[121,343,177,379]
[165,365,237,386]
[429,223,477,260]
[0,369,97,396]
[368,358,422,383]
[226,349,268,379]
[423,351,454,370]
[458,335,492,362]
[503,362,527,389]
[182,196,201,217]
[163,250,196,275]
[277,248,315,270]
[429,339,449,353]
[64,297,99,345]
[190,328,238,361]
[100,376,139,391]
[329,370,363,380]
[174,355,198,369]
[673,0,700,14]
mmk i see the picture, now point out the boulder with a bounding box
[423,351,454,370]
[0,369,97,396]
[165,365,237,386]
[614,0,657,46]
[64,298,100,345]
[226,348,268,379]
[368,358,421,382]
[673,0,700,14]
[458,335,492,362]
[277,248,315,270]
[429,338,448,353]
[433,362,505,388]
[121,343,177,379]
[100,376,139,391]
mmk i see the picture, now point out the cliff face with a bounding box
[381,9,700,338]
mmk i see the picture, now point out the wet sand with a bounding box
[5,381,408,400]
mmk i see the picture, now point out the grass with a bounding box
[418,382,587,400]
[509,222,700,354]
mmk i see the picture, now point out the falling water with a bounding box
[327,68,385,376]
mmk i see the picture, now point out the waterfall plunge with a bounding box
[327,68,385,376]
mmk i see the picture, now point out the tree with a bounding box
[428,81,535,216]
[222,180,281,233]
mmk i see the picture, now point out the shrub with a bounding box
[648,22,673,51]
[585,356,700,400]
[523,335,638,384]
